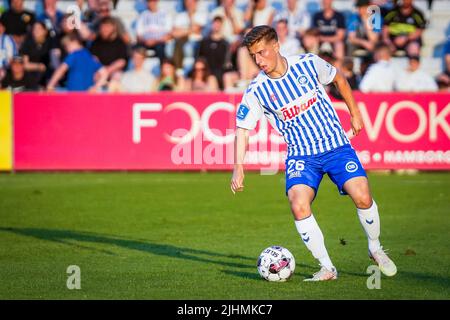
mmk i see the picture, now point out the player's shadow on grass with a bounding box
[222,268,313,281]
[0,227,255,270]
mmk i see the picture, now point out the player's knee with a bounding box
[290,200,311,219]
[355,193,373,209]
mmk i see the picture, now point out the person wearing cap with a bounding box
[347,0,381,58]
[394,55,438,92]
[1,55,37,91]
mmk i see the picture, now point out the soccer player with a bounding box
[230,26,397,281]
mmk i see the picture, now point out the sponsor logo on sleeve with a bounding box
[236,104,250,120]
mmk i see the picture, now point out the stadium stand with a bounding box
[0,0,448,91]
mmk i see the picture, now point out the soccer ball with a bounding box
[257,246,296,282]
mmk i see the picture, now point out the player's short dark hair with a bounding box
[242,25,278,49]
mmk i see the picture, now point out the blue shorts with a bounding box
[285,144,367,196]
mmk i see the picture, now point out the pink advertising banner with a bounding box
[13,92,450,170]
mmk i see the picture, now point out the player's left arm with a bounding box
[332,70,363,137]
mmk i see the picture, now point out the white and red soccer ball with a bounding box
[257,246,296,282]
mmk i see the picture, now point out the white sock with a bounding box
[295,214,334,270]
[357,199,382,253]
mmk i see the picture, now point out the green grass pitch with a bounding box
[0,171,449,299]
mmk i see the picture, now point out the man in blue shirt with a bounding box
[46,32,108,91]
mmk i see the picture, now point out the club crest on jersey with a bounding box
[270,93,278,102]
[280,95,317,121]
[297,75,309,86]
[237,104,250,120]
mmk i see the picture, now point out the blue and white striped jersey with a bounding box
[236,53,350,157]
[136,10,173,41]
[0,34,17,68]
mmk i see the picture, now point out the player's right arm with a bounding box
[231,127,249,194]
[230,89,263,194]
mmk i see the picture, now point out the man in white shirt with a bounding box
[275,0,311,39]
[394,56,438,92]
[172,0,208,70]
[275,18,302,57]
[135,0,173,62]
[359,43,396,92]
[210,0,245,44]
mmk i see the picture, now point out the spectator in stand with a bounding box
[87,0,130,44]
[47,12,93,75]
[109,45,156,92]
[171,0,207,72]
[0,0,35,48]
[209,0,245,83]
[312,0,346,60]
[197,15,229,90]
[347,0,381,58]
[81,0,99,28]
[394,55,438,91]
[436,39,449,91]
[330,56,359,99]
[20,21,52,88]
[210,0,244,44]
[1,55,37,90]
[372,0,396,18]
[46,32,108,91]
[136,0,173,63]
[301,28,321,54]
[89,16,128,80]
[183,57,218,92]
[156,58,183,91]
[0,19,17,81]
[37,0,64,41]
[383,0,426,57]
[359,42,396,92]
[223,27,259,92]
[275,18,302,57]
[275,0,311,40]
[244,0,275,28]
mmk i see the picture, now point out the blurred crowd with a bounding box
[0,0,448,93]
